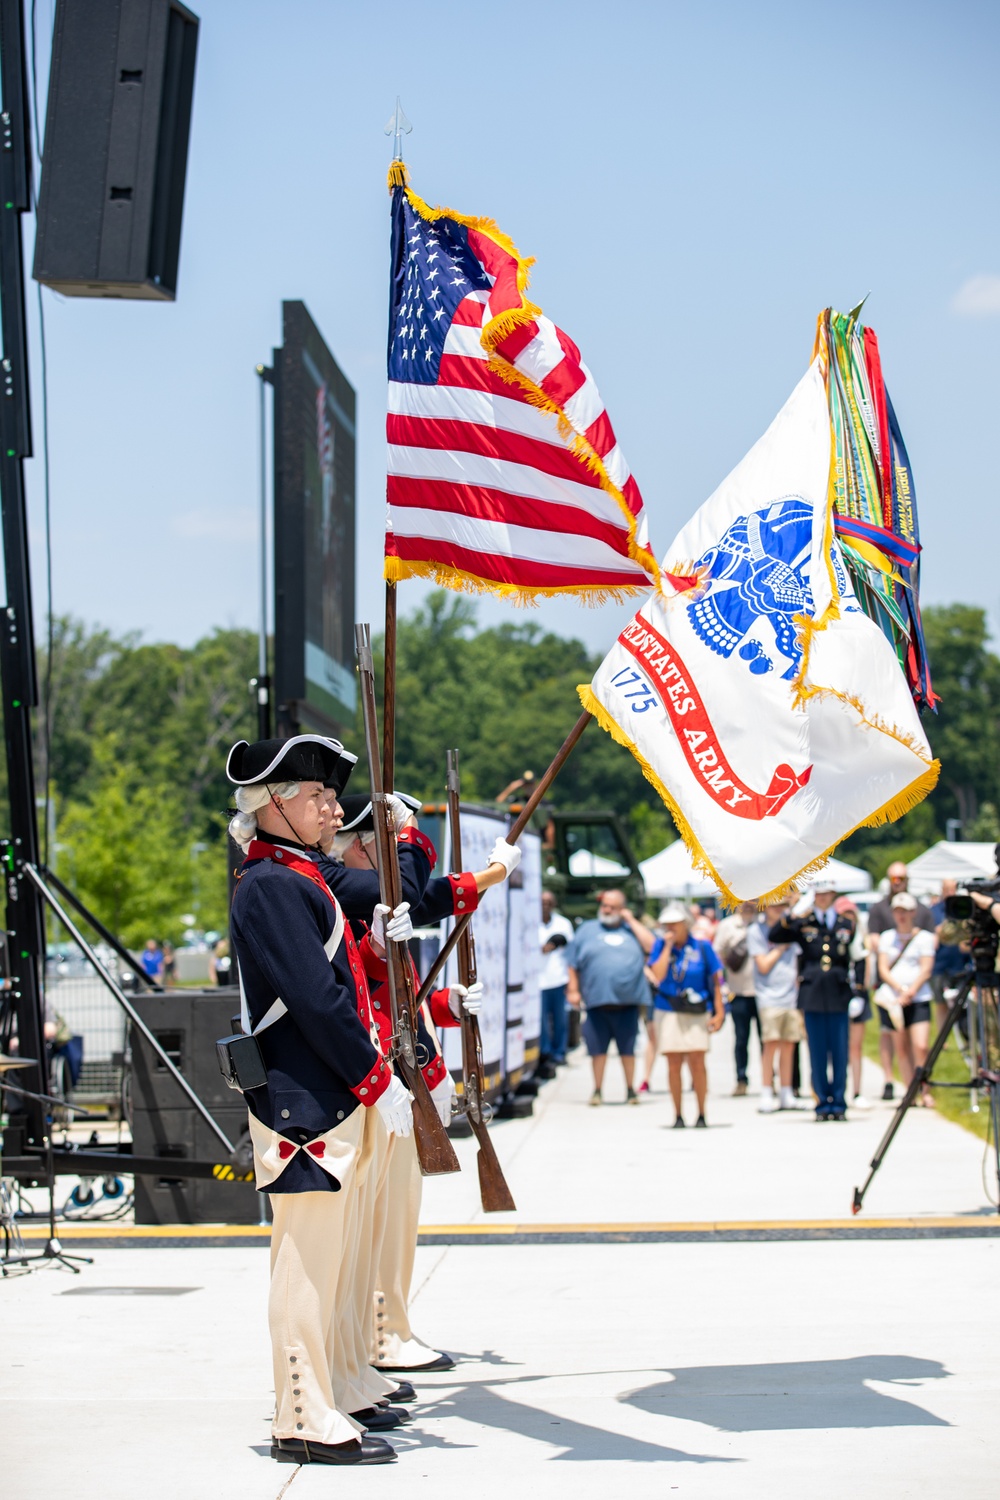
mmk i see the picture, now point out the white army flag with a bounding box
[580,361,938,902]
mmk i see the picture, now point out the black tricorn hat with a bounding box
[226,734,355,789]
[322,747,358,797]
[337,790,422,834]
[338,794,374,834]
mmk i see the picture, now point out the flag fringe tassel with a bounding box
[384,554,646,608]
[578,685,940,909]
[388,163,660,592]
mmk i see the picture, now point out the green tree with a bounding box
[839,604,1000,873]
[377,592,670,832]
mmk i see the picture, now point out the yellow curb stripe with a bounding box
[17,1216,997,1241]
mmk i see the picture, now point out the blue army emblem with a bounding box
[686,498,813,680]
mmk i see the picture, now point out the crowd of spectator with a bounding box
[542,860,968,1126]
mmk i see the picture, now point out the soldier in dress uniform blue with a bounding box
[324,794,520,1376]
[226,734,435,1469]
[767,877,856,1120]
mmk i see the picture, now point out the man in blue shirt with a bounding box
[648,905,726,1128]
[566,889,653,1106]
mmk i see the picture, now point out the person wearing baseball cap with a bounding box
[874,890,937,1106]
[746,896,803,1112]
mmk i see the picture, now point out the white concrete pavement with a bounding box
[418,1014,995,1225]
[2,1020,998,1500]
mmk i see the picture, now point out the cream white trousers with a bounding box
[267,1107,374,1445]
[371,1126,437,1368]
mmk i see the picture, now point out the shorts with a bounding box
[582,1004,640,1058]
[654,1007,710,1054]
[760,1007,805,1043]
[930,972,966,1007]
[877,1000,931,1031]
[850,994,873,1025]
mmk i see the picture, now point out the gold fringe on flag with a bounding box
[577,683,940,909]
[385,554,647,608]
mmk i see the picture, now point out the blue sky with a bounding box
[12,0,999,661]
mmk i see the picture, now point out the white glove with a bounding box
[387,795,412,834]
[386,902,413,943]
[791,891,814,918]
[488,837,522,877]
[375,1074,413,1137]
[430,1072,458,1127]
[448,980,484,1018]
[848,995,865,1020]
[370,901,413,950]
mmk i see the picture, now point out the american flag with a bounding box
[385,171,658,601]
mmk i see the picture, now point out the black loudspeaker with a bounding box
[130,988,261,1225]
[33,0,199,300]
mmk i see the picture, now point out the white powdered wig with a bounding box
[228,781,300,851]
[329,827,376,864]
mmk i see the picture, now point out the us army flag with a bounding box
[580,360,938,902]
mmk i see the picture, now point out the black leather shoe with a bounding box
[271,1435,396,1465]
[380,1382,416,1403]
[350,1405,411,1430]
[376,1351,456,1373]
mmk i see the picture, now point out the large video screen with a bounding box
[273,301,357,733]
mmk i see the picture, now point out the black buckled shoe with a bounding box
[350,1405,411,1430]
[271,1435,396,1465]
[382,1381,416,1403]
[376,1351,455,1373]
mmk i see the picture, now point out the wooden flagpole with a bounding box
[382,579,397,791]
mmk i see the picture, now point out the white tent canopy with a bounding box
[803,855,872,894]
[568,848,629,877]
[906,841,998,889]
[639,841,719,900]
[639,842,871,901]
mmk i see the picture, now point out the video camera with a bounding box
[943,844,1000,976]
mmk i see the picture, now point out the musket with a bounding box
[355,625,460,1176]
[415,708,593,1009]
[446,750,516,1213]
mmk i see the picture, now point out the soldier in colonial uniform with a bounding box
[226,735,432,1468]
[325,794,519,1376]
[767,877,856,1120]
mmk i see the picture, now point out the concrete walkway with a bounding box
[2,1022,997,1499]
[419,1016,995,1225]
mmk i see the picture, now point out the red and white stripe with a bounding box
[386,241,656,596]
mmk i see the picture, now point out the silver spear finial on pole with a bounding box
[384,96,412,160]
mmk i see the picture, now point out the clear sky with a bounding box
[11,0,1000,662]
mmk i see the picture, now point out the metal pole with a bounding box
[39,864,161,991]
[22,863,236,1154]
[0,0,46,1153]
[382,580,397,791]
[254,363,274,739]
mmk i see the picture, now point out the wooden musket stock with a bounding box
[355,625,460,1177]
[446,750,515,1213]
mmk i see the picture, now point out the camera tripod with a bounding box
[853,968,1000,1215]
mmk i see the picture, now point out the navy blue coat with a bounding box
[229,855,390,1192]
[767,911,856,1014]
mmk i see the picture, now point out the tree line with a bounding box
[0,595,996,945]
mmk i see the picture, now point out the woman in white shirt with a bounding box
[876,892,937,1106]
